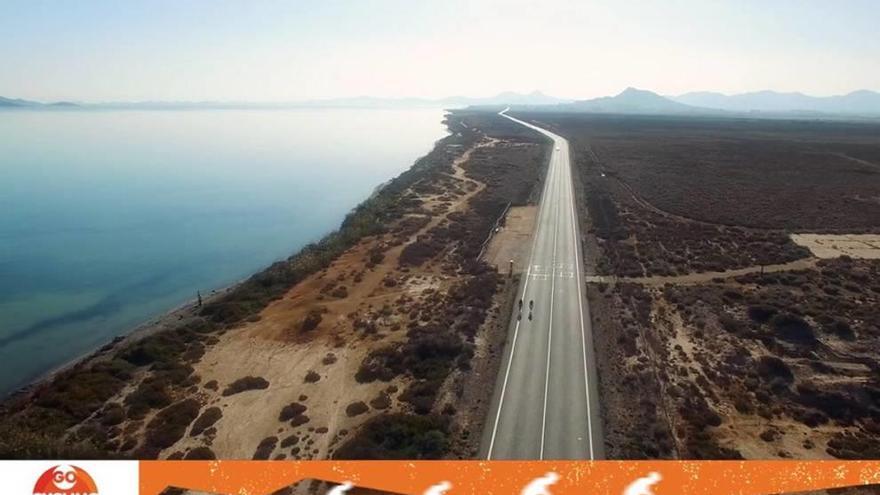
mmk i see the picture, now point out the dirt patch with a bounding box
[587,257,819,286]
[482,206,537,274]
[791,234,880,259]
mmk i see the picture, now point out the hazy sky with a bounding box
[2,0,878,102]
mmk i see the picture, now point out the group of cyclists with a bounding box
[518,298,534,321]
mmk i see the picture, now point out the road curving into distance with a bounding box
[481,109,604,460]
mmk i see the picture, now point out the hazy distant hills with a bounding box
[3,88,880,118]
[515,87,880,118]
[0,91,569,110]
[671,89,880,115]
[0,96,39,107]
[0,96,79,108]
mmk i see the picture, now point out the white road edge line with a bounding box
[565,142,596,460]
[486,108,552,460]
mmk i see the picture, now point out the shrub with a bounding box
[100,403,125,427]
[718,314,745,333]
[356,345,403,383]
[399,238,443,266]
[120,332,191,367]
[290,414,310,427]
[304,371,321,383]
[253,436,278,460]
[356,330,466,384]
[824,318,855,340]
[827,432,880,459]
[280,435,300,448]
[279,403,307,422]
[182,318,217,334]
[747,304,777,323]
[759,429,778,442]
[301,309,323,332]
[408,332,464,380]
[190,407,222,436]
[0,416,122,459]
[222,376,270,396]
[679,389,722,431]
[124,379,172,419]
[400,380,443,415]
[345,401,369,417]
[756,356,794,384]
[795,383,867,424]
[144,399,201,451]
[770,313,815,344]
[31,369,128,429]
[370,393,392,410]
[184,447,216,460]
[333,413,450,459]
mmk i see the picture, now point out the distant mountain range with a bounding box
[514,87,880,118]
[0,96,78,107]
[4,88,880,117]
[669,89,880,115]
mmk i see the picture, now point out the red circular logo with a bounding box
[33,465,98,495]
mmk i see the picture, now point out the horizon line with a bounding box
[4,87,880,106]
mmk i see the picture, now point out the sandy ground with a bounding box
[482,206,537,275]
[791,233,880,259]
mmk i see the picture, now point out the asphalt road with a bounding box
[481,110,604,460]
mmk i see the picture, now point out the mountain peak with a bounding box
[613,87,671,104]
[619,87,653,95]
[569,87,697,114]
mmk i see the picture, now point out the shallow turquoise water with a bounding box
[0,108,446,396]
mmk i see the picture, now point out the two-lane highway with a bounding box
[481,110,604,460]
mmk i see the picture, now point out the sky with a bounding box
[2,0,878,102]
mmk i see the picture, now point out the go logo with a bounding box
[33,465,99,495]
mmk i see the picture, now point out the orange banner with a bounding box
[140,461,880,495]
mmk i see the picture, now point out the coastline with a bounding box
[2,109,451,403]
[8,283,236,401]
[0,109,548,460]
[8,166,421,401]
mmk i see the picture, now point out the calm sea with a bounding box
[0,108,446,396]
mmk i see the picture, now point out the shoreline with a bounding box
[0,109,556,460]
[6,117,453,402]
[7,283,237,401]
